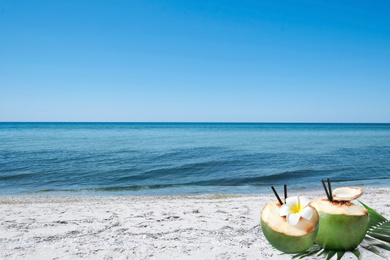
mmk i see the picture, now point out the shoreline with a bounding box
[1,187,390,259]
[1,183,389,198]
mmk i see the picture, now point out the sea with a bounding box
[0,123,389,196]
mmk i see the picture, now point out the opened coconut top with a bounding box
[332,187,363,201]
[310,198,368,216]
[261,200,319,237]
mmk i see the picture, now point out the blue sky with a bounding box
[1,0,389,122]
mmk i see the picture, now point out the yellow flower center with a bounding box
[290,203,303,214]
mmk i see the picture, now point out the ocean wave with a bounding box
[0,173,37,181]
[115,159,239,182]
[32,176,390,194]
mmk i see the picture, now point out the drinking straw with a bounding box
[327,178,333,202]
[321,179,332,202]
[271,186,284,205]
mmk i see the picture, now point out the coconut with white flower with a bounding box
[261,186,319,253]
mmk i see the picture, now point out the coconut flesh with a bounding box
[310,188,369,251]
[332,187,363,201]
[261,200,319,253]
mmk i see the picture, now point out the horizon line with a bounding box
[1,121,390,124]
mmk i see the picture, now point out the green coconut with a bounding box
[310,196,369,251]
[261,200,319,253]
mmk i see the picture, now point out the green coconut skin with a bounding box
[315,211,369,251]
[261,218,319,253]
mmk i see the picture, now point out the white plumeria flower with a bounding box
[280,196,313,225]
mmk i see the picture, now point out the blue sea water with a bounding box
[0,123,390,196]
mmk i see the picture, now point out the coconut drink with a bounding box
[310,181,369,251]
[261,186,319,253]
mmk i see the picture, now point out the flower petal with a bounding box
[287,213,301,225]
[286,196,299,206]
[299,196,311,208]
[280,204,291,216]
[299,206,313,220]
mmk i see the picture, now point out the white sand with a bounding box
[1,187,390,260]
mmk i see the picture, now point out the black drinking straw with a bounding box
[271,186,284,205]
[327,178,333,202]
[284,184,287,202]
[321,179,332,202]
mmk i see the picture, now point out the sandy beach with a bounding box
[1,188,390,260]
